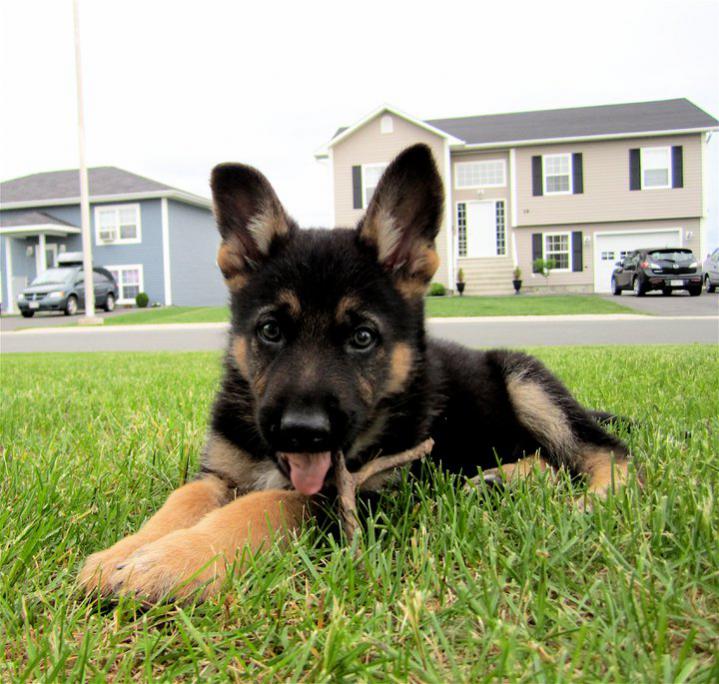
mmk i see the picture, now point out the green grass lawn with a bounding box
[90,295,638,326]
[103,306,231,325]
[1,347,717,681]
[424,294,636,317]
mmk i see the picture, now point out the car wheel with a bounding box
[662,287,672,296]
[104,293,115,312]
[65,295,78,316]
[633,277,646,297]
[611,277,622,296]
[21,311,34,318]
[688,285,702,297]
[706,275,716,293]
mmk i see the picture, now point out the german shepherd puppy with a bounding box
[80,144,631,601]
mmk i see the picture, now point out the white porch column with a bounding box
[4,236,15,314]
[37,232,47,274]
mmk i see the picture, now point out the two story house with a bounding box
[316,99,718,294]
[0,167,225,313]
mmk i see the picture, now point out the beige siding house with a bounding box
[316,99,718,294]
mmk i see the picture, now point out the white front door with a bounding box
[466,201,496,258]
[594,229,682,292]
[34,240,58,275]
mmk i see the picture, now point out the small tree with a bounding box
[532,258,556,282]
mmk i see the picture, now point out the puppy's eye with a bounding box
[349,326,377,351]
[258,320,283,344]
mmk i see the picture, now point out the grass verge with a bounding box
[1,346,717,681]
[424,294,637,317]
[55,295,639,327]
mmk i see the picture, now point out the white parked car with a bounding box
[703,248,719,293]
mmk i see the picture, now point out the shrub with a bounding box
[135,292,150,308]
[532,258,556,280]
[428,283,446,297]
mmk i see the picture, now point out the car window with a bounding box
[93,271,109,284]
[648,250,694,262]
[30,267,77,286]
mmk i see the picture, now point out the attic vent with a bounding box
[380,115,394,134]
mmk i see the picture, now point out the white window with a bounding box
[455,160,506,188]
[362,163,388,208]
[641,147,671,189]
[457,203,467,257]
[106,264,144,303]
[94,204,141,245]
[544,232,571,271]
[543,154,572,195]
[495,201,506,256]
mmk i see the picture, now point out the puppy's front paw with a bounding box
[107,529,224,603]
[79,534,150,595]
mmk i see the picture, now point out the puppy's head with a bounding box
[211,144,443,494]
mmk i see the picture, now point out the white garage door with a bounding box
[594,229,682,293]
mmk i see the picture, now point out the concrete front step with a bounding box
[455,258,517,295]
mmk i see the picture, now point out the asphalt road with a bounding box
[1,314,717,353]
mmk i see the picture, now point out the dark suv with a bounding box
[17,261,118,317]
[611,248,703,297]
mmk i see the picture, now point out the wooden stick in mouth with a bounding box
[333,438,435,539]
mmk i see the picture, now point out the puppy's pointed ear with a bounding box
[211,163,292,289]
[358,144,444,299]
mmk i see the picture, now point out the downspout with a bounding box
[443,140,454,290]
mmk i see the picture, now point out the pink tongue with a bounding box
[283,452,332,495]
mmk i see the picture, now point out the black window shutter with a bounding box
[532,156,543,196]
[572,231,583,272]
[532,233,543,272]
[672,146,683,188]
[629,149,641,190]
[572,153,584,194]
[352,166,362,209]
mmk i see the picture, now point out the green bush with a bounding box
[135,292,150,308]
[428,283,446,297]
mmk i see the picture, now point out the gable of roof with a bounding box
[427,99,719,146]
[0,166,211,208]
[315,105,465,158]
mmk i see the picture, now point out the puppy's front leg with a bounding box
[108,489,308,602]
[79,475,229,595]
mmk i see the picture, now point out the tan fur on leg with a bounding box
[79,475,228,595]
[467,455,555,490]
[107,489,308,602]
[577,449,630,510]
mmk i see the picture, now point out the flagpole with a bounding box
[73,0,102,325]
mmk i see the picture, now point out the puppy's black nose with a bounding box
[277,407,332,452]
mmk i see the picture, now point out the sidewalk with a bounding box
[2,314,717,353]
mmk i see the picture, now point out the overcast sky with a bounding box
[2,0,718,245]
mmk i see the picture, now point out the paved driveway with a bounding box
[0,307,141,332]
[603,290,719,316]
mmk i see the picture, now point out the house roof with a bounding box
[0,166,211,209]
[426,99,719,146]
[0,210,77,228]
[317,99,718,158]
[0,210,82,237]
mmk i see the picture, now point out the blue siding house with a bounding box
[0,167,226,312]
